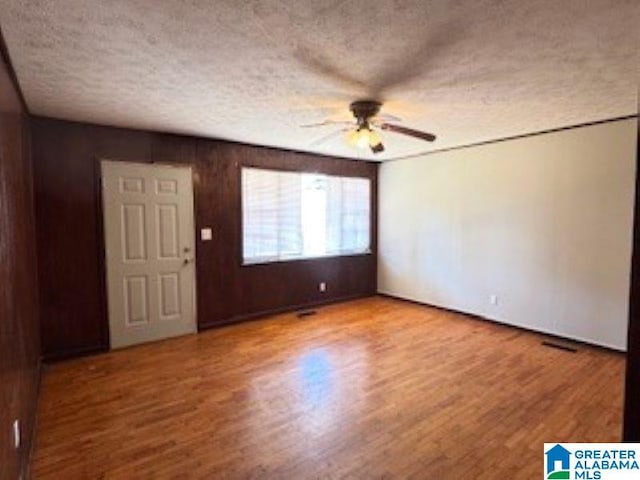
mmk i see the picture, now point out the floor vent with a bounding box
[296,310,317,318]
[541,340,578,353]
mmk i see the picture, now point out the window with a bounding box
[242,167,371,264]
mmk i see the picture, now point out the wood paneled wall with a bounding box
[624,113,640,440]
[30,117,378,359]
[0,38,40,480]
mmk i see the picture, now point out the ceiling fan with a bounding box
[301,100,436,154]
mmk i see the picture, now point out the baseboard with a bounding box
[41,295,375,360]
[198,293,375,331]
[377,292,625,354]
[43,344,108,363]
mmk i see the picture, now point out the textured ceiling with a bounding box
[0,0,638,161]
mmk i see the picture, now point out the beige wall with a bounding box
[378,118,638,350]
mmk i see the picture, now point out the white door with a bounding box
[101,160,197,349]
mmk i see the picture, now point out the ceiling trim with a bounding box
[384,114,639,162]
[0,24,28,113]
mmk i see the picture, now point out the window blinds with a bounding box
[242,167,371,264]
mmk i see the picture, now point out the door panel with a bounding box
[157,204,179,259]
[124,276,148,325]
[121,176,145,194]
[122,204,147,261]
[102,160,197,348]
[159,272,181,319]
[156,178,178,194]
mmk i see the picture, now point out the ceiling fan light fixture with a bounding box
[347,126,381,151]
[347,127,370,149]
[370,142,385,154]
[346,129,359,147]
[356,128,371,149]
[312,100,435,154]
[368,129,382,148]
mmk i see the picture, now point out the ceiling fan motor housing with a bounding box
[350,100,381,127]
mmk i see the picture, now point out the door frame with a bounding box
[97,158,198,349]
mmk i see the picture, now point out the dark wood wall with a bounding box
[30,117,378,360]
[0,40,40,479]
[624,113,640,440]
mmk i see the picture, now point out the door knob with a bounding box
[183,258,194,265]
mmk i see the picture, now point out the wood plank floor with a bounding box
[32,296,624,479]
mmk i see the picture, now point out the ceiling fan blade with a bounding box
[294,17,465,99]
[372,112,402,123]
[309,128,350,147]
[294,45,368,93]
[300,119,353,128]
[369,18,466,97]
[380,123,436,142]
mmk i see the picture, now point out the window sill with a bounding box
[241,250,373,267]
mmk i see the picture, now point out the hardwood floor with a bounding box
[32,296,624,479]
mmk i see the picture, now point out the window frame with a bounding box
[239,164,374,266]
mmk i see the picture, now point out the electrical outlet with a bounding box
[13,419,20,449]
[200,228,212,241]
[490,294,498,306]
[319,282,326,292]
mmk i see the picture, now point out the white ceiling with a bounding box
[1,0,638,161]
